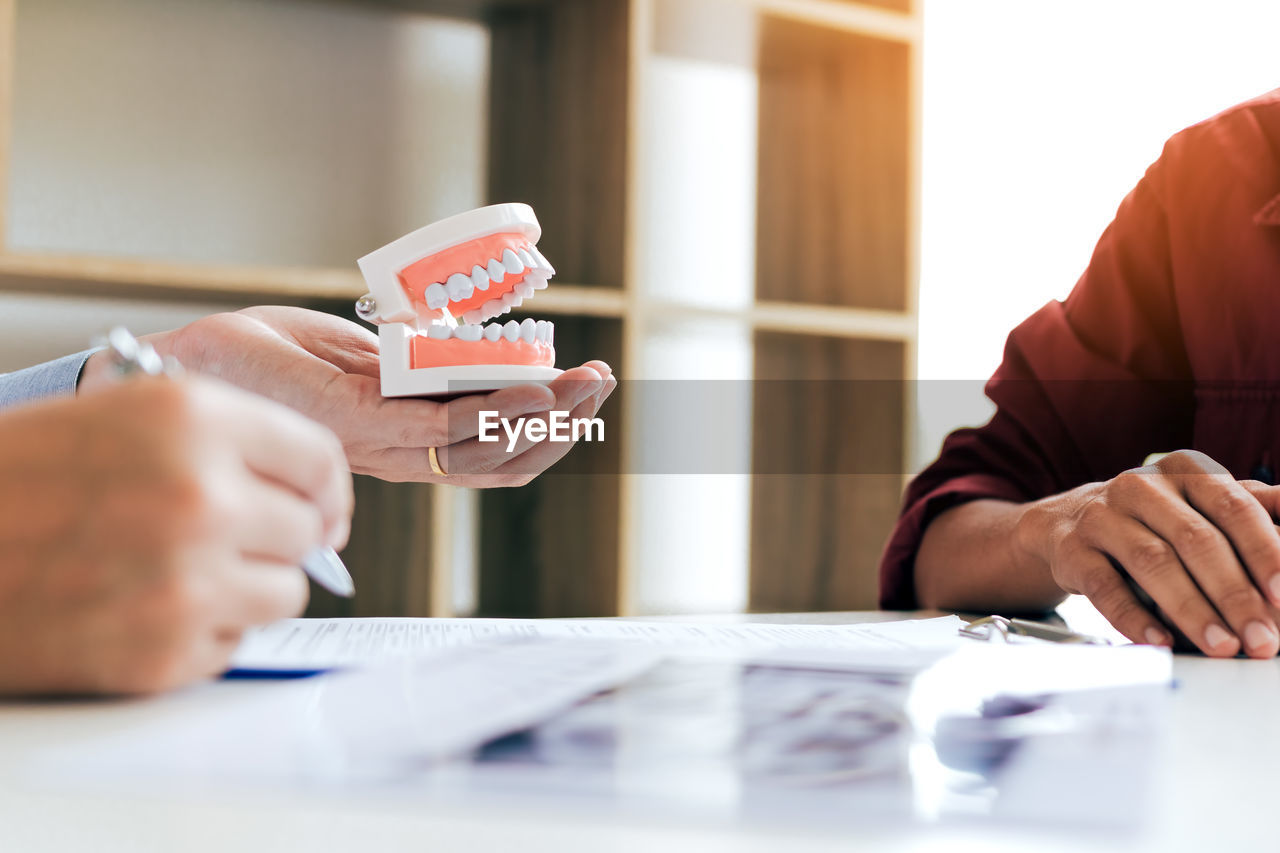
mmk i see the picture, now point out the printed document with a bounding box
[232,615,966,671]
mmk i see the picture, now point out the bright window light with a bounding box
[918,0,1280,463]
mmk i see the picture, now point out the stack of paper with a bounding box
[37,616,1172,832]
[230,615,968,672]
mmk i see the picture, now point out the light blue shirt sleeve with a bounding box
[0,350,97,411]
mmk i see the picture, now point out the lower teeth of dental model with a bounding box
[425,321,555,344]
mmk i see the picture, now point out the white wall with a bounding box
[917,0,1280,464]
[0,294,228,372]
[9,0,488,267]
[2,0,489,371]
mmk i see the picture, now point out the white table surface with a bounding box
[0,607,1273,852]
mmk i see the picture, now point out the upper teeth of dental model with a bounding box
[418,241,555,322]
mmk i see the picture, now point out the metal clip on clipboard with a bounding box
[960,615,1112,646]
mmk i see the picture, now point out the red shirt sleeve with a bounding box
[879,144,1198,610]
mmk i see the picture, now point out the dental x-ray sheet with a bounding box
[40,635,1171,833]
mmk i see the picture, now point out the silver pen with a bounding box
[98,327,356,598]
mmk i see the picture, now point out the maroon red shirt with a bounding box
[880,88,1280,610]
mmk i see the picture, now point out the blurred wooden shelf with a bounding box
[338,0,917,40]
[531,285,628,318]
[639,299,916,341]
[724,0,918,41]
[0,251,365,303]
[327,0,553,21]
[0,251,630,314]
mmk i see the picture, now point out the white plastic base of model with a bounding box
[381,363,563,398]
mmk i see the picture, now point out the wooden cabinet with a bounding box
[0,0,919,616]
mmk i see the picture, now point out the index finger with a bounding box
[1183,474,1280,610]
[1240,480,1280,522]
[205,381,354,549]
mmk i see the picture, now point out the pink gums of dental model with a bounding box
[354,203,561,397]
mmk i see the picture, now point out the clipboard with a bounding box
[960,615,1112,645]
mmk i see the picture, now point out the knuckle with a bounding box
[1110,469,1144,494]
[1047,534,1098,590]
[251,568,312,622]
[126,647,193,695]
[419,416,450,448]
[166,472,231,534]
[269,505,323,564]
[1071,564,1108,600]
[1157,449,1206,473]
[1175,449,1220,471]
[1077,497,1111,529]
[297,511,326,559]
[1072,559,1124,603]
[152,570,208,628]
[280,570,311,618]
[400,421,430,448]
[1070,558,1111,596]
[1095,588,1142,627]
[1211,487,1253,521]
[1108,472,1156,506]
[161,467,201,506]
[472,450,508,475]
[220,628,246,651]
[125,612,203,694]
[144,379,205,430]
[1214,585,1263,615]
[298,431,346,494]
[301,494,326,533]
[1172,518,1218,554]
[1127,539,1176,578]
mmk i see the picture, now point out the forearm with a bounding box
[914,498,1067,613]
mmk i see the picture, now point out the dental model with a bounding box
[354,203,561,397]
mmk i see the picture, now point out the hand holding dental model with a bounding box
[336,202,615,482]
[79,205,614,486]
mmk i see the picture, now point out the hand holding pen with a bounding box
[100,328,356,598]
[0,330,354,696]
